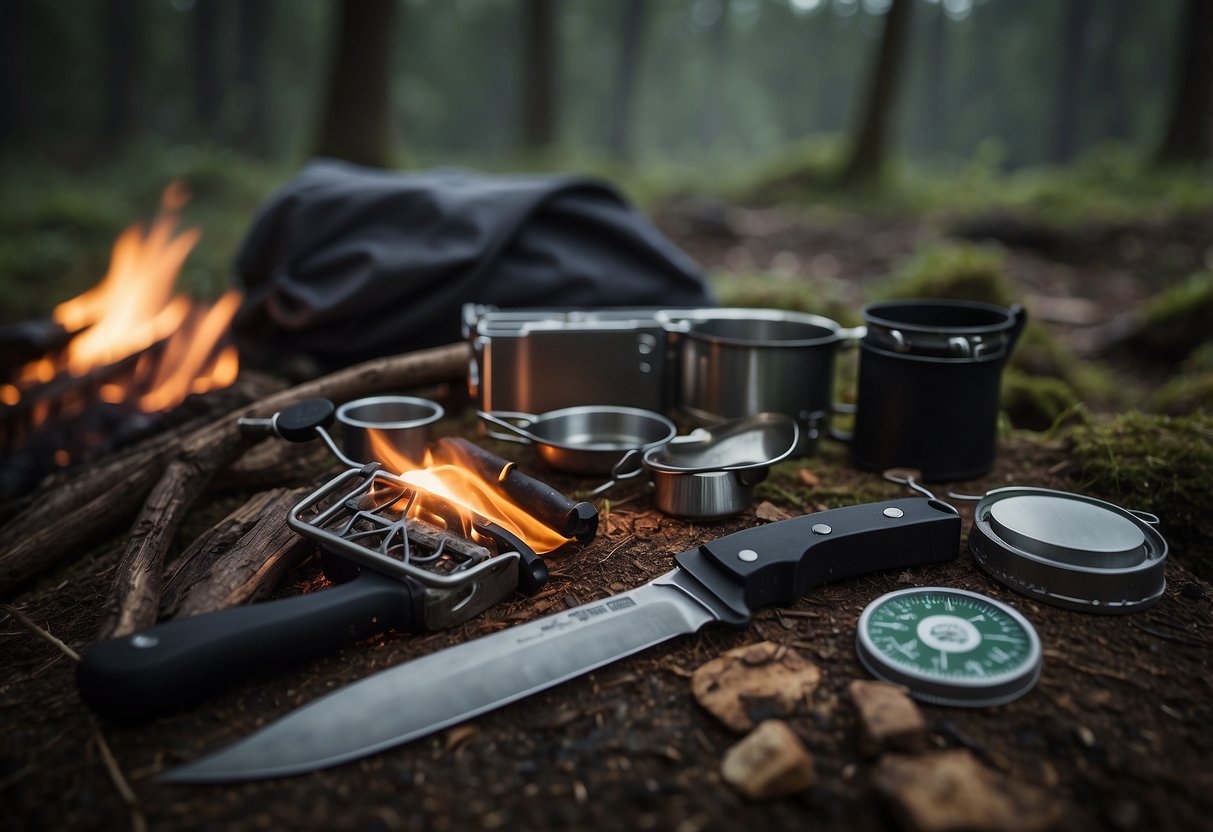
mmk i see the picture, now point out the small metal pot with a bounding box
[337,396,445,470]
[642,413,799,520]
[478,406,677,476]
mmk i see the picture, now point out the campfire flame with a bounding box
[368,430,569,555]
[2,183,241,424]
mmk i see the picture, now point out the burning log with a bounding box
[99,341,470,638]
[0,342,468,603]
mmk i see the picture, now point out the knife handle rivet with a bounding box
[130,634,159,649]
[811,523,832,535]
[883,507,905,519]
[738,549,759,562]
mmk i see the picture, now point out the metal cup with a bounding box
[336,396,445,470]
[845,299,1027,482]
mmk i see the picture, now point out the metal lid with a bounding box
[970,487,1167,614]
[642,412,799,474]
[855,587,1042,708]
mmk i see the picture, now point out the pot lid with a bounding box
[969,487,1167,614]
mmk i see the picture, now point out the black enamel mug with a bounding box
[845,299,1027,482]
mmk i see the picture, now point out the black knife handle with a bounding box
[675,498,960,616]
[77,571,421,721]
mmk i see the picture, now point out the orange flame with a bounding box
[5,183,241,419]
[368,430,569,555]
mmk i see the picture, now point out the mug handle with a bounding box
[1006,303,1029,355]
[828,326,866,444]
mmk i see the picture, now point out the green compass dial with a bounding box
[856,587,1042,707]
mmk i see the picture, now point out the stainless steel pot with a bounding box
[337,396,445,470]
[642,413,799,520]
[665,309,862,448]
[478,406,677,477]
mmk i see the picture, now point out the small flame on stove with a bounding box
[368,430,569,555]
[2,182,241,424]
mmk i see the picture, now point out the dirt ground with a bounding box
[3,209,1212,831]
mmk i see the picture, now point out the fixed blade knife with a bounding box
[160,497,959,783]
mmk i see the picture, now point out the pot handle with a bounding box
[828,326,866,444]
[478,410,539,445]
[587,448,647,497]
[1006,303,1028,356]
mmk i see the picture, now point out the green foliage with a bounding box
[1070,412,1213,577]
[876,241,1015,306]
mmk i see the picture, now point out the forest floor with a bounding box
[2,164,1213,831]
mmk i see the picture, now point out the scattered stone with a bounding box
[691,642,822,732]
[720,720,816,800]
[755,501,792,522]
[797,468,821,488]
[872,749,1062,832]
[848,679,927,756]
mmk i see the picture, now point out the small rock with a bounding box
[720,720,816,800]
[691,642,821,732]
[755,501,792,522]
[848,679,927,756]
[872,749,1062,832]
[797,468,821,488]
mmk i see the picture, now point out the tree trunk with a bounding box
[837,0,914,187]
[0,0,28,145]
[521,0,559,153]
[1154,0,1213,166]
[917,0,946,158]
[236,0,275,157]
[192,0,223,136]
[1051,0,1094,163]
[102,0,146,145]
[608,0,647,161]
[316,0,399,168]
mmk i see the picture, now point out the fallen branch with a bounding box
[163,487,312,620]
[99,341,469,637]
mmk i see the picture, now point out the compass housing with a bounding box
[969,487,1167,614]
[855,587,1042,707]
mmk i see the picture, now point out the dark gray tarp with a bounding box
[231,159,713,372]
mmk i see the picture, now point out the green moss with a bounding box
[1009,324,1121,408]
[1001,369,1082,431]
[1069,412,1213,578]
[1152,342,1213,415]
[1134,271,1213,361]
[878,241,1016,307]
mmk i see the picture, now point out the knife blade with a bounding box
[160,497,959,783]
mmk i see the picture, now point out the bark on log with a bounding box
[165,488,314,620]
[99,342,468,637]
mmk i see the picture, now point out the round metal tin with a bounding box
[969,487,1167,614]
[856,587,1042,708]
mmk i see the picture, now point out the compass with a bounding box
[855,587,1042,707]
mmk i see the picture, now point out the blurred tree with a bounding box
[1052,0,1093,163]
[316,0,398,168]
[700,0,731,152]
[236,0,275,157]
[521,0,559,153]
[102,0,148,146]
[0,0,28,145]
[1154,0,1212,165]
[192,0,223,135]
[838,0,913,186]
[608,0,648,161]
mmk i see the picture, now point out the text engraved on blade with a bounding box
[516,596,638,644]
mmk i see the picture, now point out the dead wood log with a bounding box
[163,488,314,620]
[99,341,469,637]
